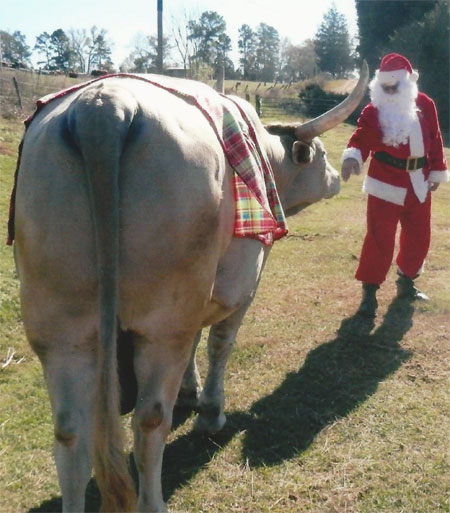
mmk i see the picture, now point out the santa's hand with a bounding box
[341,158,360,182]
[428,181,440,192]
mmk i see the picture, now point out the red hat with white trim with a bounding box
[377,53,419,84]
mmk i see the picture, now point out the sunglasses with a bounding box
[381,83,400,93]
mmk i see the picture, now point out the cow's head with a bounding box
[264,61,369,216]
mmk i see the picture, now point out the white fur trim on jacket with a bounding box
[342,147,363,167]
[428,169,450,183]
[363,175,407,206]
[408,115,428,203]
[377,69,419,84]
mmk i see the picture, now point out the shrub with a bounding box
[298,83,365,123]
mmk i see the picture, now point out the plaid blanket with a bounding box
[8,74,288,246]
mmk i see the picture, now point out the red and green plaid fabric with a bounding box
[219,98,287,244]
[9,74,288,246]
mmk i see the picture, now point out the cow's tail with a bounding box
[68,83,137,512]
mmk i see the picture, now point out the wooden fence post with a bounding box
[13,76,23,110]
[255,94,261,117]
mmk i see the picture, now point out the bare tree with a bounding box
[169,7,199,72]
[122,32,172,73]
[68,28,88,72]
[280,38,317,81]
[67,26,113,73]
[85,26,113,72]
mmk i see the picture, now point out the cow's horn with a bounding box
[294,60,369,141]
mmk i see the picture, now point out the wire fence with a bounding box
[0,67,359,123]
[0,68,87,117]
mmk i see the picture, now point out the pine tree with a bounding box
[314,4,353,77]
[238,24,257,80]
[356,0,438,71]
[188,11,232,73]
[387,2,449,133]
[255,23,279,82]
[50,29,75,72]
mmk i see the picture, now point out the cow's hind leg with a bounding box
[195,305,250,434]
[132,333,193,512]
[40,340,97,512]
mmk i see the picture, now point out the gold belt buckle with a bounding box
[406,156,419,171]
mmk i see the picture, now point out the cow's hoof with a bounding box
[194,407,226,435]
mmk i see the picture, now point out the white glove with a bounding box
[341,158,361,182]
[428,181,440,191]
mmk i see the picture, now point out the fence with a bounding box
[257,97,306,120]
[0,68,86,117]
[0,67,360,124]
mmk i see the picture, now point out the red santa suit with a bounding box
[342,54,448,285]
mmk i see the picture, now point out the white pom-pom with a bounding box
[410,70,419,82]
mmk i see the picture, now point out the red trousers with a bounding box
[355,188,431,285]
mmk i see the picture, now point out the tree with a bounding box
[67,28,88,72]
[314,4,353,77]
[34,32,53,69]
[280,38,317,82]
[238,24,257,79]
[85,27,113,73]
[65,27,113,73]
[0,30,31,67]
[255,23,279,82]
[123,33,172,73]
[89,32,114,71]
[51,29,75,71]
[35,29,75,71]
[356,0,438,71]
[387,1,449,134]
[171,9,195,72]
[188,11,232,73]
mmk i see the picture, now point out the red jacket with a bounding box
[343,92,448,205]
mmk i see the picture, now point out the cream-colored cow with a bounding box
[13,64,368,512]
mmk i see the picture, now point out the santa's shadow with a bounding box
[239,296,415,467]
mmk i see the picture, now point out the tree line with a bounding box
[0,5,354,81]
[1,1,448,132]
[0,26,113,75]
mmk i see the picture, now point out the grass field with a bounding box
[0,103,449,513]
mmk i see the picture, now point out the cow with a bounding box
[90,68,109,76]
[12,62,368,512]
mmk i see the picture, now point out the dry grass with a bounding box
[0,109,449,513]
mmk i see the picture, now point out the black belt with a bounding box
[374,151,427,171]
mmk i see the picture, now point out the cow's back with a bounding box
[15,77,235,339]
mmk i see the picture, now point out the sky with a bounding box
[2,0,358,69]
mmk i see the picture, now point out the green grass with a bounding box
[0,110,449,513]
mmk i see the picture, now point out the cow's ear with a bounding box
[292,140,313,164]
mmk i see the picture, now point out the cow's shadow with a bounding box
[28,298,414,512]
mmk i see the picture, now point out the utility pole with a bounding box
[157,0,163,73]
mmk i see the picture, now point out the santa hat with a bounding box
[376,53,419,85]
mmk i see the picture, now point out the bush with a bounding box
[300,83,346,116]
[299,83,364,123]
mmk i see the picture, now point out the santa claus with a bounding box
[341,53,448,318]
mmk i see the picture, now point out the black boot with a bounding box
[357,283,380,318]
[396,274,429,301]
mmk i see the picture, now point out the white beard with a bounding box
[370,77,419,147]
